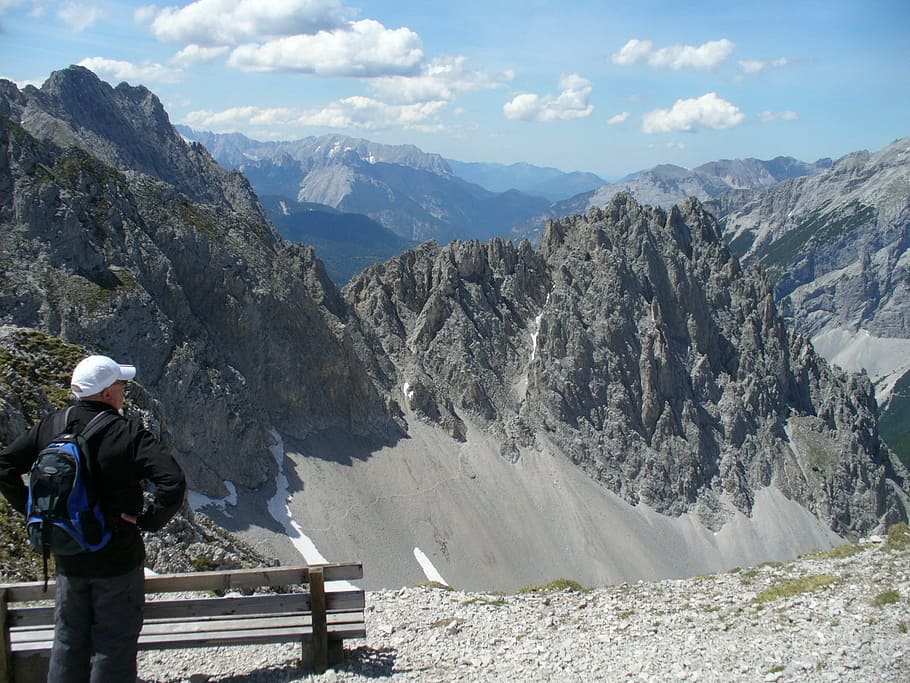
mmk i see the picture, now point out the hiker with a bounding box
[0,354,186,682]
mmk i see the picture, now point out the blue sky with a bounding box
[1,0,907,179]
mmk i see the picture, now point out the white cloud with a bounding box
[608,111,630,125]
[613,38,734,70]
[78,57,183,84]
[57,2,102,31]
[736,57,790,81]
[146,0,347,46]
[758,110,798,122]
[133,4,157,24]
[172,44,230,67]
[183,97,448,134]
[227,19,423,77]
[611,39,653,66]
[503,74,594,122]
[367,55,507,103]
[642,92,744,133]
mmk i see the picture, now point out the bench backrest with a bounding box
[0,563,363,603]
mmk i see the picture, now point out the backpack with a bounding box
[26,407,120,586]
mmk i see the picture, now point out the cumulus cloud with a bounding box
[612,38,734,70]
[183,97,448,134]
[227,19,423,76]
[735,57,790,82]
[367,55,507,103]
[642,92,744,133]
[758,110,798,122]
[739,57,789,74]
[503,74,594,122]
[611,39,653,66]
[78,57,183,84]
[608,111,630,125]
[145,0,347,45]
[57,1,101,31]
[172,44,230,67]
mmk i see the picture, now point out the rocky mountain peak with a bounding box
[347,191,907,535]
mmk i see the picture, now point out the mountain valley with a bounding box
[1,66,908,592]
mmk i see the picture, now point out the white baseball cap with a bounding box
[70,355,136,398]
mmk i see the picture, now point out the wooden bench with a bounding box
[0,562,365,683]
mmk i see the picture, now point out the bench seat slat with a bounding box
[8,590,365,628]
[10,612,366,654]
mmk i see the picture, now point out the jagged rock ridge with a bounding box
[346,194,909,535]
[0,67,907,582]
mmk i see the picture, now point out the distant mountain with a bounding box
[445,159,607,201]
[261,196,415,285]
[3,66,907,592]
[694,156,833,189]
[707,137,910,467]
[511,157,831,243]
[178,127,551,243]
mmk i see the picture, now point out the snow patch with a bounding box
[413,547,448,585]
[188,481,238,514]
[267,429,328,564]
[278,200,290,216]
[403,382,415,401]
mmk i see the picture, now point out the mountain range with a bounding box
[1,66,908,590]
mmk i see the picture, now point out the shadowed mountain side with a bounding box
[260,196,416,285]
[237,420,842,592]
[344,194,909,540]
[0,70,402,496]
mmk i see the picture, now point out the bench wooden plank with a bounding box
[10,612,366,654]
[8,589,365,628]
[0,563,363,603]
[1,563,365,679]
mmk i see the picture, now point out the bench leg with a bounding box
[302,638,344,672]
[328,639,344,666]
[11,654,50,683]
[307,567,328,673]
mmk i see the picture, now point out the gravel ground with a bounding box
[137,534,910,682]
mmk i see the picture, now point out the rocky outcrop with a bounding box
[0,70,397,495]
[347,194,909,536]
[0,66,906,552]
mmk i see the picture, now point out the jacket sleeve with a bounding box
[131,428,187,532]
[0,424,43,515]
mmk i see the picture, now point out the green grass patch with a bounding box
[519,578,587,594]
[808,543,865,560]
[462,596,507,607]
[885,522,909,551]
[415,581,453,591]
[755,574,839,603]
[872,590,900,607]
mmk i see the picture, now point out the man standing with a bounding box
[0,354,187,682]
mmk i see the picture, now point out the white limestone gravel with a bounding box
[137,535,909,682]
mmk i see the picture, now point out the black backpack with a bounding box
[26,407,120,586]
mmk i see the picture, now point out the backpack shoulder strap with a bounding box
[80,411,122,440]
[49,406,73,436]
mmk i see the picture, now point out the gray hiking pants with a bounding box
[48,565,145,683]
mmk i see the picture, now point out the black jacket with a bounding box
[0,401,186,577]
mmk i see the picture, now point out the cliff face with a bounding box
[0,70,396,494]
[0,67,906,551]
[346,194,908,536]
